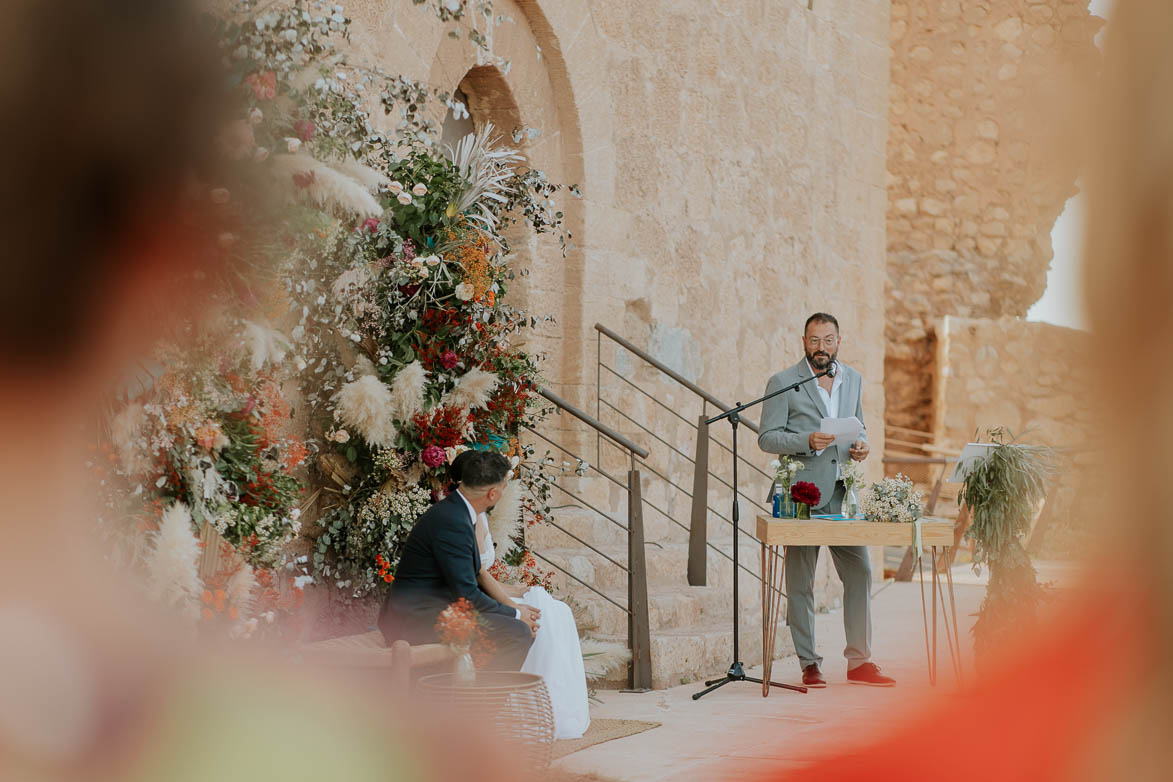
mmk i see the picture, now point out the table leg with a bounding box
[760,542,770,696]
[934,550,961,683]
[760,544,787,697]
[944,548,964,685]
[917,551,932,686]
[931,546,939,686]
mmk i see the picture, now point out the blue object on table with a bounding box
[772,491,782,518]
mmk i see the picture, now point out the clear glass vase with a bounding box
[452,646,475,686]
[842,485,859,518]
[796,502,811,520]
[774,490,798,519]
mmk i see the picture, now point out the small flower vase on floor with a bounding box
[796,502,811,520]
[453,646,475,685]
[842,485,859,518]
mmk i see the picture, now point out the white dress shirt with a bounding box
[456,489,521,620]
[806,359,843,479]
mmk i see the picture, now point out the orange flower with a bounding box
[227,605,239,620]
[202,607,214,621]
[201,589,214,604]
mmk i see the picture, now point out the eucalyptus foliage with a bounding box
[960,428,1057,663]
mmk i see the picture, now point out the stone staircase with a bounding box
[529,473,848,690]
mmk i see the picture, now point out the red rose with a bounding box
[439,350,459,369]
[360,217,380,233]
[790,481,821,507]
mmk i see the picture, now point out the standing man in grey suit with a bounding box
[757,313,895,687]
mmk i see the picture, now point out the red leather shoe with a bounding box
[801,663,827,688]
[847,662,896,686]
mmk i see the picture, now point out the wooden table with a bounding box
[755,516,963,696]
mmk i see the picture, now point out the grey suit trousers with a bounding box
[784,482,873,670]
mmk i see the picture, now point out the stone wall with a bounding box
[932,316,1093,450]
[884,0,1101,432]
[333,0,891,481]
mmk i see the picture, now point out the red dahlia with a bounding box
[790,481,822,507]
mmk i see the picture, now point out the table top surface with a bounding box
[418,671,545,692]
[755,515,955,546]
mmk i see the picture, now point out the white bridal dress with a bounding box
[480,525,590,740]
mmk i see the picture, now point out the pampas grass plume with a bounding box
[242,320,291,371]
[226,564,257,620]
[336,375,397,447]
[148,503,204,621]
[389,361,427,421]
[335,157,391,193]
[580,638,632,680]
[271,153,382,218]
[444,367,499,412]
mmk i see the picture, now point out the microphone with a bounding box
[823,362,836,378]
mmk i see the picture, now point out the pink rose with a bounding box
[439,350,459,370]
[244,71,277,101]
[360,217,380,233]
[294,119,316,142]
[421,445,447,468]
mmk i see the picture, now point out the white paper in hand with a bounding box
[819,416,864,446]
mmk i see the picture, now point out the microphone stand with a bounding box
[692,365,832,700]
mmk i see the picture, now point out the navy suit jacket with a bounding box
[378,491,516,644]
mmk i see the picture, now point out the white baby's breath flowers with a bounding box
[860,474,923,523]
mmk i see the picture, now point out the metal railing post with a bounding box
[627,466,652,690]
[688,415,709,586]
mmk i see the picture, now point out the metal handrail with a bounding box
[594,323,759,433]
[539,386,649,459]
[527,385,652,689]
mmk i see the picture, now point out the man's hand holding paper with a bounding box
[819,415,864,446]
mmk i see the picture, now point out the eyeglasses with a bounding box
[804,336,839,348]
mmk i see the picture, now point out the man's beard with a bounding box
[805,349,838,369]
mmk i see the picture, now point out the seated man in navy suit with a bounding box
[378,451,537,670]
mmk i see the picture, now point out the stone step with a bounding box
[589,620,797,690]
[567,582,767,637]
[542,540,766,594]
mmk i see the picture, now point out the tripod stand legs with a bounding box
[693,662,807,700]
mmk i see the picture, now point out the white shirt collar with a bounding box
[805,358,842,388]
[454,489,478,527]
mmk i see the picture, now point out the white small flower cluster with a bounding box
[840,459,865,488]
[768,455,804,490]
[860,474,924,523]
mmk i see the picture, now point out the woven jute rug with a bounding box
[551,718,662,760]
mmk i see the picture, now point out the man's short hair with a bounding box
[804,312,839,334]
[456,450,511,489]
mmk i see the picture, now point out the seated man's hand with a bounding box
[809,432,835,451]
[521,612,540,637]
[849,440,870,461]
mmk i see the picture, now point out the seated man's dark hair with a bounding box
[804,312,839,333]
[456,451,511,489]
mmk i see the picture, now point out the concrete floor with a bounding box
[557,570,988,781]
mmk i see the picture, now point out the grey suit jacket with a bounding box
[757,358,867,510]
